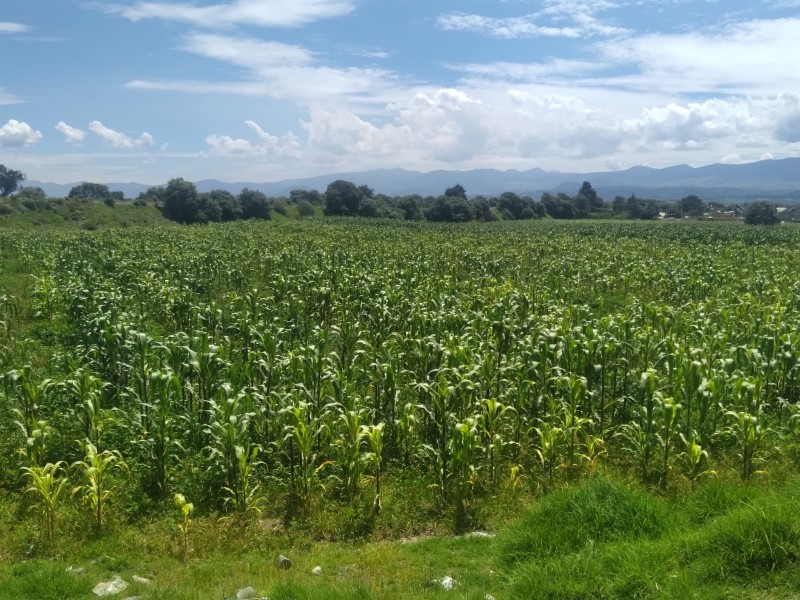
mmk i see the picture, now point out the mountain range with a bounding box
[29,157,800,202]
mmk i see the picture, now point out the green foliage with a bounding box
[238,188,271,220]
[499,477,675,565]
[744,201,781,225]
[3,218,800,562]
[158,178,200,224]
[323,180,364,216]
[444,183,467,199]
[173,492,193,559]
[22,461,69,545]
[71,441,128,533]
[0,164,25,197]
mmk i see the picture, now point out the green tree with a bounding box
[744,201,781,226]
[238,188,271,220]
[444,184,467,199]
[159,178,200,224]
[578,181,604,211]
[323,180,363,216]
[396,195,424,221]
[290,189,322,205]
[680,194,705,217]
[0,165,25,197]
[425,195,474,222]
[542,192,576,219]
[207,189,240,222]
[196,193,223,223]
[69,182,112,200]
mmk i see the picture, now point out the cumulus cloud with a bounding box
[205,120,300,157]
[89,121,154,148]
[55,121,87,144]
[104,0,355,28]
[0,119,42,148]
[249,88,800,172]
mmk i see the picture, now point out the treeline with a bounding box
[5,161,775,225]
[318,180,712,223]
[132,179,719,224]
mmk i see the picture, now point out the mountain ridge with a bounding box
[27,157,800,202]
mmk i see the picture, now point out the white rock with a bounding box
[66,566,86,574]
[441,576,455,590]
[131,576,150,585]
[466,531,494,538]
[93,576,129,597]
[236,587,257,599]
[311,566,322,576]
[485,595,496,600]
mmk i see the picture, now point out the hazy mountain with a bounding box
[27,157,800,202]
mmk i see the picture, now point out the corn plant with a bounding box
[337,408,367,496]
[142,371,183,497]
[657,397,681,488]
[534,420,562,488]
[479,398,510,486]
[222,445,263,520]
[206,387,254,505]
[364,422,384,514]
[71,441,128,533]
[678,433,714,486]
[62,369,107,447]
[283,401,321,502]
[580,431,606,474]
[173,492,193,559]
[5,367,53,466]
[450,417,480,524]
[723,409,770,481]
[22,461,69,545]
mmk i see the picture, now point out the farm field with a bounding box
[3,218,800,598]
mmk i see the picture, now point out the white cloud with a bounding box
[0,22,30,34]
[437,13,582,38]
[89,121,154,148]
[205,120,300,157]
[105,0,355,28]
[127,33,402,108]
[246,87,800,173]
[437,0,628,39]
[55,121,87,144]
[0,88,22,105]
[0,119,42,148]
[448,59,610,81]
[721,153,743,164]
[595,18,800,95]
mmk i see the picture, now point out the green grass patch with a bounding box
[498,476,677,565]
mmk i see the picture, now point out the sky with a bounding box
[2,0,800,185]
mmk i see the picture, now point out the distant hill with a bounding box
[28,157,800,202]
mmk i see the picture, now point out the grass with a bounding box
[5,475,800,599]
[502,476,800,599]
[0,198,168,230]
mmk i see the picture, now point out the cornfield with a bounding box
[1,219,799,532]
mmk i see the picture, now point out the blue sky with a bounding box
[2,0,800,184]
